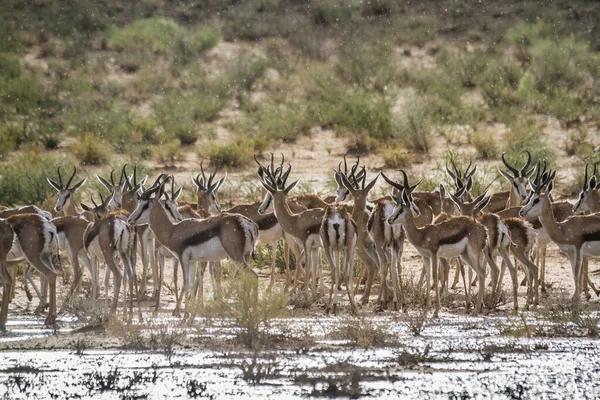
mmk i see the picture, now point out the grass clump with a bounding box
[343,317,389,348]
[381,144,411,168]
[70,133,111,165]
[107,17,182,53]
[502,120,557,167]
[0,152,73,206]
[200,137,266,168]
[312,75,394,140]
[394,94,433,153]
[470,130,498,160]
[345,133,378,155]
[154,140,183,164]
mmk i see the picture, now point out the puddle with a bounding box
[0,313,599,398]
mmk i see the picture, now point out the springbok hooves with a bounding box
[34,303,47,315]
[44,315,56,326]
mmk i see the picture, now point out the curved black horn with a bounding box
[520,150,532,177]
[57,167,64,187]
[66,167,76,189]
[584,164,589,191]
[110,169,115,186]
[501,152,520,177]
[381,172,404,192]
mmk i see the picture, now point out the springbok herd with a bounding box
[0,151,599,330]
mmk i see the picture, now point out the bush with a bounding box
[154,140,183,163]
[312,1,359,28]
[201,138,265,168]
[335,31,396,92]
[437,46,487,88]
[0,124,19,157]
[381,144,412,168]
[231,102,315,143]
[0,152,73,206]
[345,133,378,155]
[503,120,557,168]
[173,26,222,65]
[70,133,111,165]
[107,17,182,53]
[312,75,394,139]
[394,94,433,153]
[479,60,523,109]
[470,131,498,160]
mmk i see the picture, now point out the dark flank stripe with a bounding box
[367,212,375,232]
[85,222,102,249]
[582,230,600,243]
[308,222,321,235]
[257,214,278,231]
[181,226,221,250]
[439,227,469,246]
[529,217,542,230]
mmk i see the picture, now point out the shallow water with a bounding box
[1,313,599,399]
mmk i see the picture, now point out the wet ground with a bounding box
[1,311,599,399]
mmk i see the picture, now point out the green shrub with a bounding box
[480,60,523,109]
[381,145,412,168]
[345,133,379,155]
[312,75,394,139]
[335,32,396,92]
[228,53,272,93]
[231,102,315,143]
[70,133,111,165]
[503,120,557,168]
[201,138,265,168]
[107,17,181,53]
[437,46,487,88]
[154,140,184,163]
[394,94,432,153]
[173,26,222,65]
[312,1,359,27]
[0,152,73,206]
[470,131,498,160]
[0,124,19,157]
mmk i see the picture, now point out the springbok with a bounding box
[46,167,89,219]
[337,162,380,304]
[0,220,14,331]
[257,160,326,294]
[485,151,535,213]
[520,170,600,304]
[320,205,358,314]
[6,213,60,325]
[83,191,141,321]
[386,171,489,317]
[128,178,258,318]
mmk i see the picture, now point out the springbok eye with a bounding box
[533,198,539,205]
[513,182,517,187]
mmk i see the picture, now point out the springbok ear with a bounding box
[465,176,473,192]
[334,171,343,186]
[498,169,513,182]
[589,176,597,190]
[546,180,554,195]
[46,177,62,191]
[260,180,276,194]
[71,177,88,192]
[391,192,402,205]
[474,196,491,215]
[97,175,112,190]
[105,190,116,207]
[284,179,299,194]
[365,173,380,192]
[173,187,183,201]
[439,184,446,200]
[80,203,92,212]
[215,174,227,192]
[448,192,462,208]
